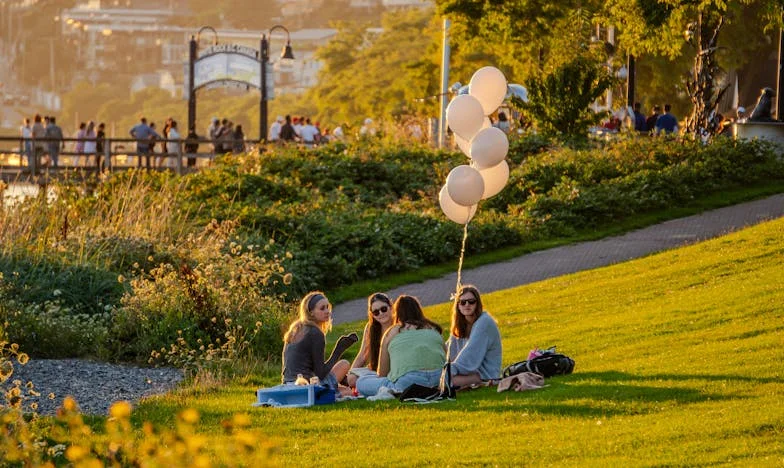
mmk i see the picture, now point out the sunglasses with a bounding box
[459,298,477,306]
[371,305,389,316]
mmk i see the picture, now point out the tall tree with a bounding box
[435,0,605,79]
[605,0,784,134]
[306,8,505,126]
[438,0,784,134]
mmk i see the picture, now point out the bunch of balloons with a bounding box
[439,66,511,224]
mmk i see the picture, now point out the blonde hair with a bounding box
[283,291,332,343]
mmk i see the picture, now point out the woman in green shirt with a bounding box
[356,295,446,396]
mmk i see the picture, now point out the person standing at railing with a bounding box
[299,118,319,148]
[184,130,199,167]
[129,117,159,169]
[31,115,46,173]
[45,117,64,169]
[166,120,181,169]
[216,120,233,154]
[232,124,245,154]
[84,121,97,168]
[208,117,220,154]
[160,117,173,168]
[20,118,32,169]
[280,115,297,143]
[75,122,86,167]
[96,123,106,171]
[269,115,283,142]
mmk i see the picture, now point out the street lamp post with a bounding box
[187,26,218,136]
[626,54,636,109]
[260,25,294,142]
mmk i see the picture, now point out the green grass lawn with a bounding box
[134,216,784,466]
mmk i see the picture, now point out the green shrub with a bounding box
[108,220,291,363]
[516,56,615,138]
[2,135,783,364]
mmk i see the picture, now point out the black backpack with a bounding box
[503,351,575,379]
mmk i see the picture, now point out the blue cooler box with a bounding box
[253,384,335,408]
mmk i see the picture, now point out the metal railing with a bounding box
[0,135,256,176]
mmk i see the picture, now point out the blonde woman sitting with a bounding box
[281,291,358,391]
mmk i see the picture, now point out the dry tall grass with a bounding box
[0,171,195,268]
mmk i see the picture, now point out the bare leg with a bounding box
[452,372,482,389]
[331,359,350,383]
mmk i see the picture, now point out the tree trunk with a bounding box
[684,11,729,136]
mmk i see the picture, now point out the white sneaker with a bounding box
[367,386,396,401]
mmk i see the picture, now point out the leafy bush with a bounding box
[2,135,783,364]
[515,56,615,138]
[0,296,110,359]
[108,220,291,364]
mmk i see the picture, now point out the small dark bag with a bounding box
[439,361,456,399]
[398,361,456,402]
[502,352,575,379]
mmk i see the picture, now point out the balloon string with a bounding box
[455,220,469,297]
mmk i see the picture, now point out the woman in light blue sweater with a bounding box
[448,285,502,388]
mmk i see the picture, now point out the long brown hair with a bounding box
[450,284,483,338]
[393,295,442,334]
[366,292,391,370]
[283,291,331,343]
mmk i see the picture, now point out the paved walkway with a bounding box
[333,193,784,324]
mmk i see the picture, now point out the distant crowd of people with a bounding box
[266,115,406,146]
[603,101,748,139]
[269,115,342,147]
[19,114,105,171]
[600,102,680,135]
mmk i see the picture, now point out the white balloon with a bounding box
[455,134,471,156]
[469,66,508,115]
[447,165,485,207]
[446,94,485,140]
[470,127,509,169]
[455,118,490,156]
[439,185,477,224]
[476,160,510,199]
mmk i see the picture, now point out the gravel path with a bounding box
[6,359,183,416]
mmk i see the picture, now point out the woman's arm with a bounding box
[308,328,331,380]
[376,326,400,377]
[351,323,371,369]
[451,314,496,375]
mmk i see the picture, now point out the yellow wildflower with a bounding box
[65,445,88,461]
[63,396,78,412]
[179,408,200,424]
[233,413,251,428]
[109,401,132,419]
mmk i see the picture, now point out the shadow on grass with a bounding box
[224,370,756,419]
[150,370,766,427]
[566,370,781,385]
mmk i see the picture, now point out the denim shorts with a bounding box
[356,369,442,397]
[321,372,339,390]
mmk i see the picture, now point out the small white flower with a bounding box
[52,289,62,297]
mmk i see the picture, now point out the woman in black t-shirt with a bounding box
[281,291,358,391]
